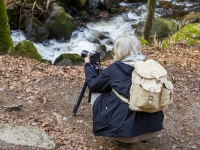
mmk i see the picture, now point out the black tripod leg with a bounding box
[88,91,92,103]
[73,81,88,116]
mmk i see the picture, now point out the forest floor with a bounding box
[0,45,200,150]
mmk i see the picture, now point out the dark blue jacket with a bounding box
[85,61,164,137]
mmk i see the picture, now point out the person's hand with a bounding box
[84,52,90,63]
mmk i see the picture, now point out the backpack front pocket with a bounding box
[137,84,161,109]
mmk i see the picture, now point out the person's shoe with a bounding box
[112,139,134,148]
[141,139,149,143]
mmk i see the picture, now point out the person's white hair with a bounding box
[113,35,141,61]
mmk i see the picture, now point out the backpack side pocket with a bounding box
[160,81,174,107]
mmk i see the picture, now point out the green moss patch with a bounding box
[15,40,42,61]
[162,23,200,48]
[136,36,149,45]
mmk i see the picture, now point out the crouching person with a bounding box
[84,35,164,148]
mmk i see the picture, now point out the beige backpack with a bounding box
[113,59,174,113]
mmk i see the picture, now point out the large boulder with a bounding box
[152,18,177,39]
[0,124,55,149]
[21,14,49,43]
[6,4,19,29]
[162,23,200,48]
[15,40,43,61]
[181,12,200,27]
[45,4,73,41]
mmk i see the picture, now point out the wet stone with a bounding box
[0,124,55,149]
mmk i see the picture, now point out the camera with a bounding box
[81,50,100,62]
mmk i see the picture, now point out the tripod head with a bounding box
[81,49,104,73]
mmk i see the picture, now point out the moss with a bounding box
[15,40,42,61]
[0,0,8,24]
[0,23,14,52]
[0,0,14,52]
[21,14,49,43]
[186,39,200,46]
[162,23,200,48]
[45,5,73,41]
[54,54,84,66]
[152,18,177,38]
[136,36,149,45]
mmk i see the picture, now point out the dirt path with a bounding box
[0,45,199,149]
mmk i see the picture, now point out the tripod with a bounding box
[73,61,104,116]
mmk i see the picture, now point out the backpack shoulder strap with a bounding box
[112,88,130,104]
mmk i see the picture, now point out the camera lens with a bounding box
[81,50,89,58]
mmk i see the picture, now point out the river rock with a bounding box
[15,40,43,61]
[181,12,200,27]
[45,4,73,41]
[53,53,84,66]
[110,8,121,14]
[74,0,87,8]
[21,14,50,43]
[6,4,19,29]
[0,124,55,149]
[105,0,120,9]
[80,10,90,20]
[162,23,200,48]
[88,0,100,9]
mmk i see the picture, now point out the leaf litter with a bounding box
[0,45,199,149]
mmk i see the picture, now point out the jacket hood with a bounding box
[114,61,134,75]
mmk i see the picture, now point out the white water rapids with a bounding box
[10,1,197,63]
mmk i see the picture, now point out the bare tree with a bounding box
[142,0,156,42]
[0,0,14,52]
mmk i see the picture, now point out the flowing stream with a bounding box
[11,1,199,63]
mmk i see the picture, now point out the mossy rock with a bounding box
[110,8,121,14]
[45,4,73,41]
[53,54,84,66]
[104,0,120,9]
[15,40,43,61]
[105,50,114,60]
[6,4,19,28]
[136,36,149,45]
[21,14,49,43]
[80,11,89,20]
[90,9,101,16]
[152,18,177,38]
[74,0,87,7]
[162,23,200,48]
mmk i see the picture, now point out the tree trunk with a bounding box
[0,0,14,52]
[142,0,156,42]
